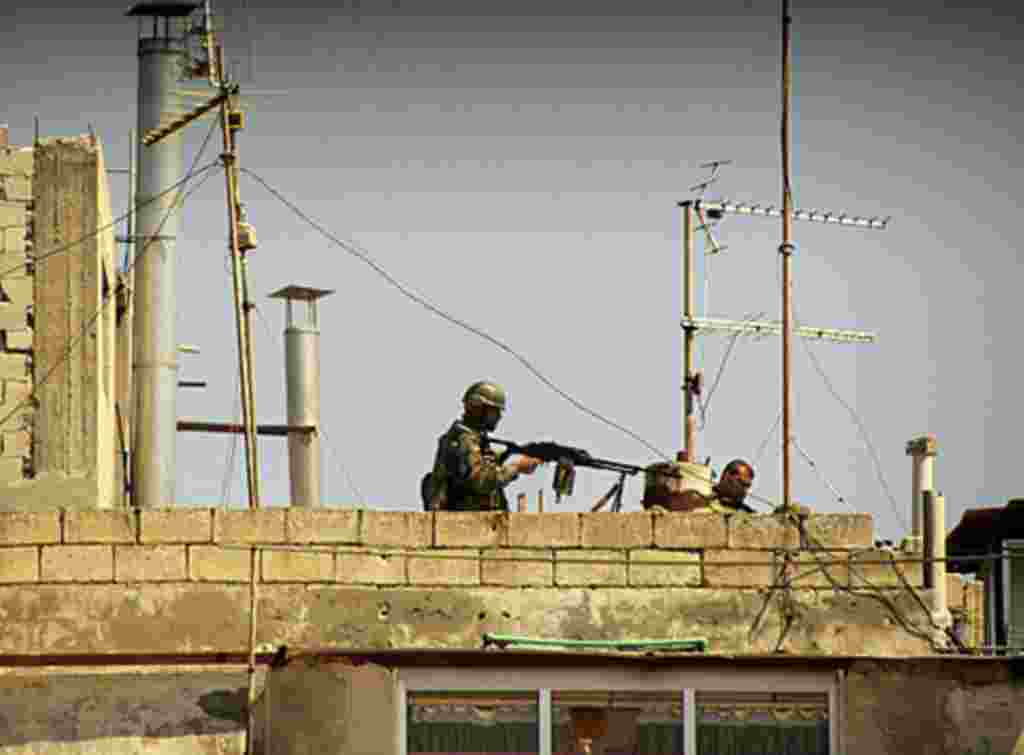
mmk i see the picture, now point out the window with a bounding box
[408,691,539,755]
[552,691,687,755]
[696,691,829,755]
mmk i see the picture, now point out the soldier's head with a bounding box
[462,381,508,432]
[717,459,755,504]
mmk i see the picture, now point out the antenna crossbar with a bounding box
[683,199,890,230]
[681,317,876,344]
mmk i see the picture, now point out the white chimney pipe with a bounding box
[905,434,937,539]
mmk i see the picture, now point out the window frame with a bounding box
[396,664,840,755]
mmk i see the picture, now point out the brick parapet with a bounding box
[0,509,906,591]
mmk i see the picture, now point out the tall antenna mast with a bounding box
[780,0,795,509]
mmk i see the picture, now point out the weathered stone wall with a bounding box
[845,658,1024,755]
[0,143,34,485]
[0,666,248,754]
[0,509,940,657]
[948,573,987,649]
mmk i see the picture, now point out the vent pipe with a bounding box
[270,286,333,507]
[127,2,195,507]
[905,434,937,540]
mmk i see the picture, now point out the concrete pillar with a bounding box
[905,434,937,539]
[270,285,333,508]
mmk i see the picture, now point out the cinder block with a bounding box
[189,544,253,582]
[407,548,478,586]
[41,545,113,582]
[628,549,700,587]
[1,430,29,457]
[481,548,554,586]
[0,457,24,481]
[0,201,26,228]
[654,512,727,549]
[848,549,923,589]
[2,379,30,406]
[0,149,33,176]
[115,545,187,582]
[0,176,31,202]
[946,574,965,610]
[507,512,579,548]
[139,508,212,544]
[803,514,874,549]
[2,330,32,352]
[262,549,334,582]
[775,552,850,589]
[64,510,136,544]
[286,509,359,544]
[214,509,286,544]
[580,512,652,549]
[728,514,799,549]
[3,228,26,254]
[0,278,32,307]
[336,548,406,585]
[703,549,775,588]
[555,549,626,587]
[0,351,28,379]
[0,511,60,544]
[434,512,507,548]
[0,546,38,582]
[360,511,431,548]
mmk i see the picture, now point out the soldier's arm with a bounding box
[447,436,517,494]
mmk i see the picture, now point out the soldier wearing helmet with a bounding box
[422,381,543,512]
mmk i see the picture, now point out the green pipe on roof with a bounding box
[482,634,708,653]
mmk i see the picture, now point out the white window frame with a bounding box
[396,664,840,755]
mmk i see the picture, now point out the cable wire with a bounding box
[1,159,221,284]
[0,162,221,434]
[239,166,670,460]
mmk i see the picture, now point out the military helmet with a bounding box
[463,381,507,411]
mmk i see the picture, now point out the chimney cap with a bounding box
[905,434,938,456]
[268,285,335,302]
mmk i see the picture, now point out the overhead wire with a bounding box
[0,115,223,434]
[239,166,671,461]
[0,158,221,284]
[697,310,766,430]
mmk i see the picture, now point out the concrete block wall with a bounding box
[0,142,34,483]
[0,509,940,657]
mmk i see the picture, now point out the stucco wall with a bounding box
[0,508,941,657]
[845,658,1024,755]
[0,666,248,754]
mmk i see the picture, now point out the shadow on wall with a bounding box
[0,669,249,750]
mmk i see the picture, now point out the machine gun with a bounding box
[490,438,645,512]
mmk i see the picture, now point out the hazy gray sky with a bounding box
[2,1,1021,539]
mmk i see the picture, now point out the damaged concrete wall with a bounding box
[0,666,247,754]
[0,509,941,657]
[0,136,118,511]
[0,141,34,485]
[845,658,1024,755]
[263,658,395,755]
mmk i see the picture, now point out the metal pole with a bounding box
[132,20,186,508]
[682,202,697,459]
[780,0,794,509]
[218,61,260,510]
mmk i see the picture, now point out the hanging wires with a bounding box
[239,166,670,460]
[0,159,222,435]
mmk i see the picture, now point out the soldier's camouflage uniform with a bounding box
[429,421,519,512]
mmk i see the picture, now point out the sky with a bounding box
[1,0,1021,540]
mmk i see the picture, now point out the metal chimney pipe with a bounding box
[270,286,333,507]
[923,490,951,629]
[128,3,192,508]
[905,434,938,539]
